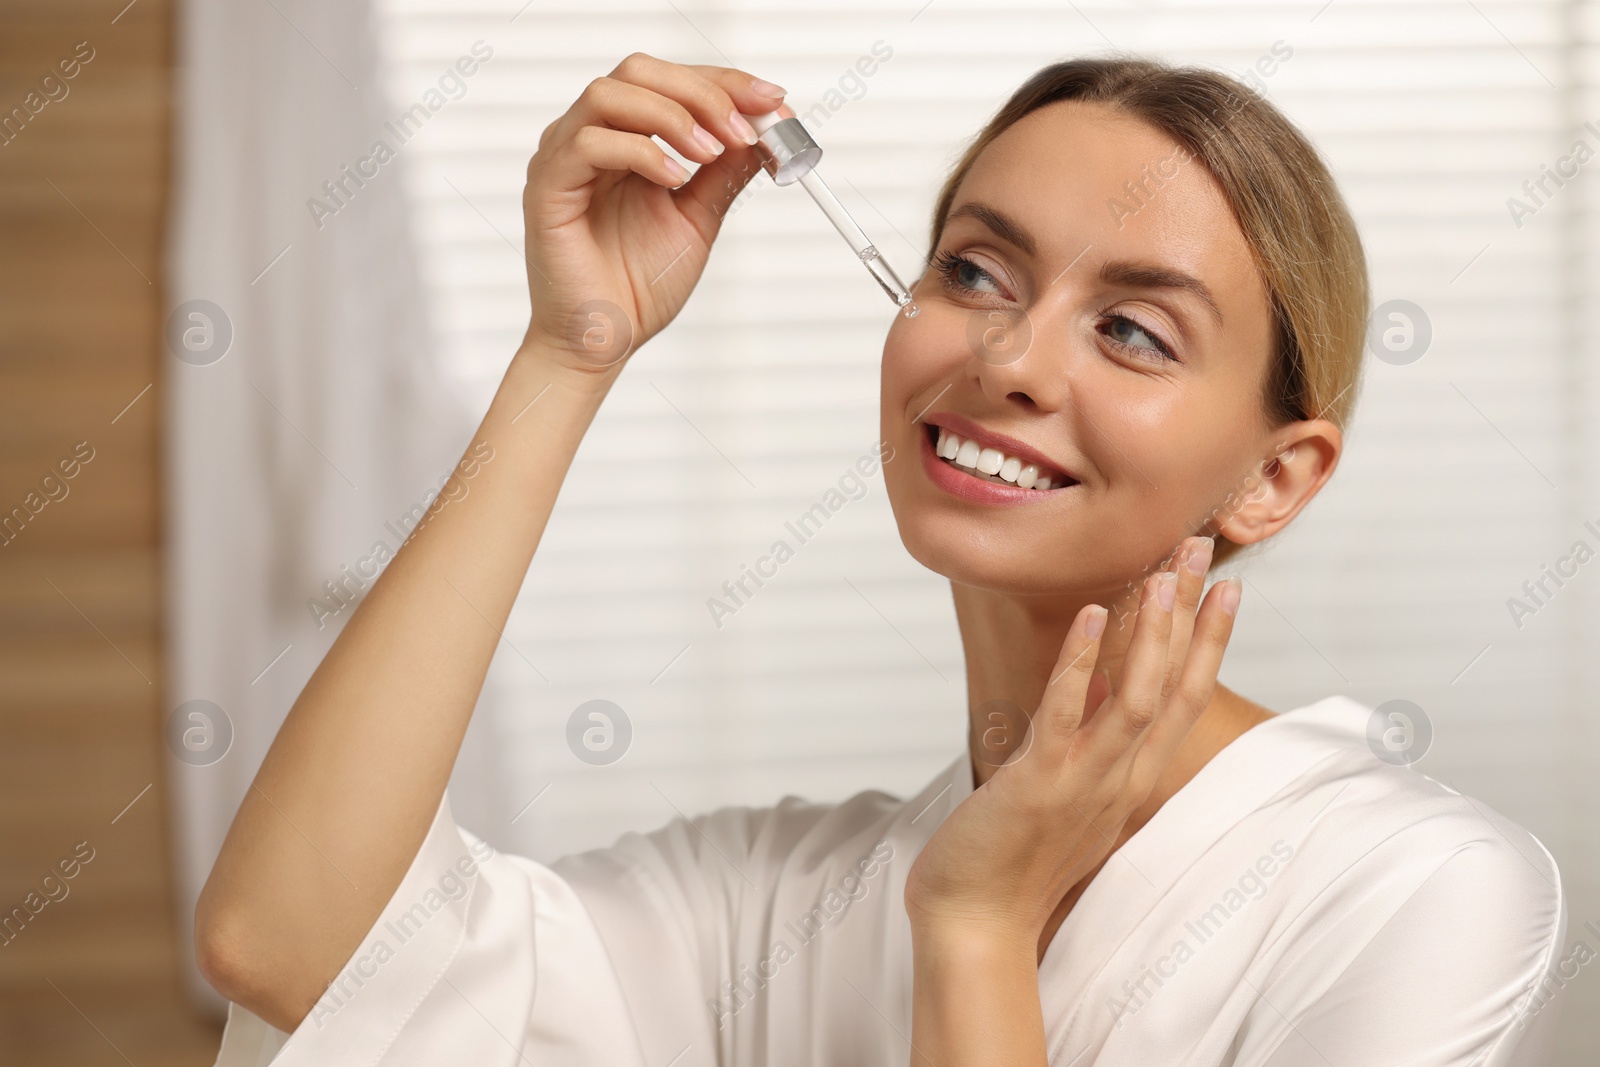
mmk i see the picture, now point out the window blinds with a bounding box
[373,2,1597,1056]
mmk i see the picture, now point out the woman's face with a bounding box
[881,99,1284,600]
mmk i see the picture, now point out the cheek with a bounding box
[879,301,970,416]
[1103,388,1189,481]
[883,298,962,369]
[1086,381,1256,536]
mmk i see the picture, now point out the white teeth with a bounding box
[930,425,1065,490]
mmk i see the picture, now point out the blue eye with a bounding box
[932,250,1003,296]
[1100,313,1176,363]
[933,249,1179,364]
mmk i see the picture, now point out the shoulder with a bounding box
[1264,695,1559,887]
[1168,696,1572,1061]
[541,758,963,1012]
[1329,754,1565,974]
[550,760,956,905]
[1253,697,1565,1027]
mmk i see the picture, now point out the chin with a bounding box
[890,510,1017,591]
[882,465,1076,596]
[882,450,1177,604]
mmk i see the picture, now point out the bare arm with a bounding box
[194,53,790,1032]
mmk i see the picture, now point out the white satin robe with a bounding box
[211,695,1567,1066]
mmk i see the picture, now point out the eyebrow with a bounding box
[1099,261,1225,328]
[945,201,1037,258]
[942,199,1226,328]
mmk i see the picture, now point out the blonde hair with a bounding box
[929,56,1370,561]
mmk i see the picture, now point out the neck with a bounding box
[952,578,1273,820]
[953,576,1137,787]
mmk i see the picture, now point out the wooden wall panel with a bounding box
[0,0,225,1062]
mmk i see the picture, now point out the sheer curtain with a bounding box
[371,1,1599,1057]
[163,0,488,1006]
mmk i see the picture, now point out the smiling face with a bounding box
[881,99,1290,599]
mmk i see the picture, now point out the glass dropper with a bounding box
[743,111,920,318]
[796,169,919,316]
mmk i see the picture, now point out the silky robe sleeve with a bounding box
[1244,828,1567,1066]
[209,790,660,1067]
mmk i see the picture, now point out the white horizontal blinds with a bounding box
[375,4,1593,1050]
[371,1,978,865]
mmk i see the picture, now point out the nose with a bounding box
[964,303,1074,412]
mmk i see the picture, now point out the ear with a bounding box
[1213,419,1342,548]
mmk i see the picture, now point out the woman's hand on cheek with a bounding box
[903,539,1241,949]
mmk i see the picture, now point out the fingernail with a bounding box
[1219,578,1242,616]
[691,123,725,156]
[729,110,758,146]
[750,78,787,98]
[1157,572,1178,612]
[1186,536,1214,576]
[663,156,692,184]
[1085,605,1107,640]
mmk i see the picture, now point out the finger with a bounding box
[686,63,791,127]
[1130,577,1242,784]
[673,102,797,228]
[1089,570,1177,746]
[557,77,729,166]
[610,53,784,151]
[1031,603,1108,753]
[541,55,782,172]
[1161,536,1214,699]
[542,124,692,193]
[1083,665,1112,725]
[594,56,790,231]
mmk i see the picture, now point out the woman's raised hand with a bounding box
[521,53,790,371]
[904,536,1242,946]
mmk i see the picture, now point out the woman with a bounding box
[197,53,1565,1065]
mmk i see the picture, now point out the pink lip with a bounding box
[919,421,1074,505]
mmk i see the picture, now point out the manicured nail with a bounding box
[1085,605,1107,640]
[663,156,691,184]
[750,78,787,97]
[691,123,725,156]
[1219,578,1242,616]
[1186,536,1214,576]
[1157,572,1178,612]
[729,110,759,145]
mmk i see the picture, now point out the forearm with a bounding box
[196,342,618,1029]
[910,927,1049,1067]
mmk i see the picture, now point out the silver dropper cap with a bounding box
[747,113,822,186]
